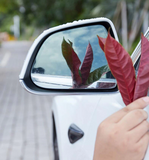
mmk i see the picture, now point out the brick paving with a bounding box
[0,41,54,160]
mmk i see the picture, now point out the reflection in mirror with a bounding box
[31,24,116,89]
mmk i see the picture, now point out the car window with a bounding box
[134,56,140,76]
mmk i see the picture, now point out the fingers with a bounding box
[107,97,149,123]
[118,109,148,131]
[128,120,149,143]
[137,132,149,159]
[126,97,149,110]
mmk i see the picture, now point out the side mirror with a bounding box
[19,18,119,95]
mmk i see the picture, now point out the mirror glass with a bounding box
[31,24,116,89]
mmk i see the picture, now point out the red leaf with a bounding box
[103,32,136,105]
[80,43,93,84]
[71,48,82,87]
[62,38,74,71]
[97,35,106,51]
[133,34,149,100]
[61,38,82,87]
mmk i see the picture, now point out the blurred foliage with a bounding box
[0,0,19,13]
[0,0,19,34]
[21,0,99,27]
[0,0,148,52]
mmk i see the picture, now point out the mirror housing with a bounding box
[19,17,119,95]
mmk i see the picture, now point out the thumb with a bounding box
[107,97,149,123]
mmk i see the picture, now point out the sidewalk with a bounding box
[0,41,54,160]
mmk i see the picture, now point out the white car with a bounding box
[19,18,149,160]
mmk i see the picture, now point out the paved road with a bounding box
[0,41,54,160]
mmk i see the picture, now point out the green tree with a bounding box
[0,0,19,33]
[0,0,19,13]
[90,0,149,52]
[21,0,89,27]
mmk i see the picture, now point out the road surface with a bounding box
[0,41,54,160]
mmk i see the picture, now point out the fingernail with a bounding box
[142,97,149,104]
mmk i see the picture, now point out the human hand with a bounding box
[93,97,149,160]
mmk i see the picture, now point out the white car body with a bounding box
[52,93,124,160]
[19,18,149,160]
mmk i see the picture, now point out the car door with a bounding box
[19,17,121,160]
[19,18,149,160]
